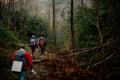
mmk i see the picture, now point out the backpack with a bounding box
[15,51,26,62]
[39,40,44,46]
[30,39,36,45]
[11,51,26,73]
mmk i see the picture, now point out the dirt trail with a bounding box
[25,47,95,80]
[26,47,58,79]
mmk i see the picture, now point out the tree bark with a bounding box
[53,0,57,50]
[70,0,75,50]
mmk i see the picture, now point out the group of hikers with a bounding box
[29,35,46,59]
[11,35,46,80]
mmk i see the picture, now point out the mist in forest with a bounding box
[25,0,92,47]
[26,0,91,18]
[26,0,91,28]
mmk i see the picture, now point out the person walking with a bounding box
[11,44,33,80]
[29,35,37,59]
[38,37,46,54]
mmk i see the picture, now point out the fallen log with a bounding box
[33,59,41,64]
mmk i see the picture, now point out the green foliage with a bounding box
[11,9,29,28]
[26,16,47,38]
[74,1,120,78]
[89,1,120,78]
[0,7,8,20]
[99,0,120,42]
[10,10,48,42]
[0,23,18,48]
[74,6,99,49]
[0,48,16,80]
[0,4,48,49]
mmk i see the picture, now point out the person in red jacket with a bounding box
[12,45,33,80]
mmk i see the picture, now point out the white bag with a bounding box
[11,61,23,72]
[31,69,37,75]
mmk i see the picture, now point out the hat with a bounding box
[32,35,35,38]
[20,44,26,49]
[40,37,43,40]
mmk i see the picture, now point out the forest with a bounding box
[0,0,120,80]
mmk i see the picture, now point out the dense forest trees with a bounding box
[74,0,120,79]
[0,0,120,79]
[0,0,48,47]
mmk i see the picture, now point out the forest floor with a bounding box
[25,47,95,80]
[1,46,119,80]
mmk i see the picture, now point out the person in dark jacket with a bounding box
[12,45,33,80]
[29,35,37,59]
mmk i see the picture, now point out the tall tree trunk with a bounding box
[35,6,38,17]
[95,0,105,79]
[12,0,16,35]
[8,0,11,30]
[0,0,2,9]
[21,0,24,38]
[0,0,3,18]
[70,0,75,50]
[53,0,57,50]
[81,0,83,14]
[20,0,24,38]
[47,3,51,40]
[24,0,28,36]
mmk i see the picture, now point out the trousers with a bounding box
[18,70,27,80]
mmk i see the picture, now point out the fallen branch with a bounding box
[67,37,120,56]
[91,53,118,68]
[33,59,41,64]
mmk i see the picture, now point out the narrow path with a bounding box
[26,47,58,80]
[25,47,95,80]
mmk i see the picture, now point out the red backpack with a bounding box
[39,40,44,46]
